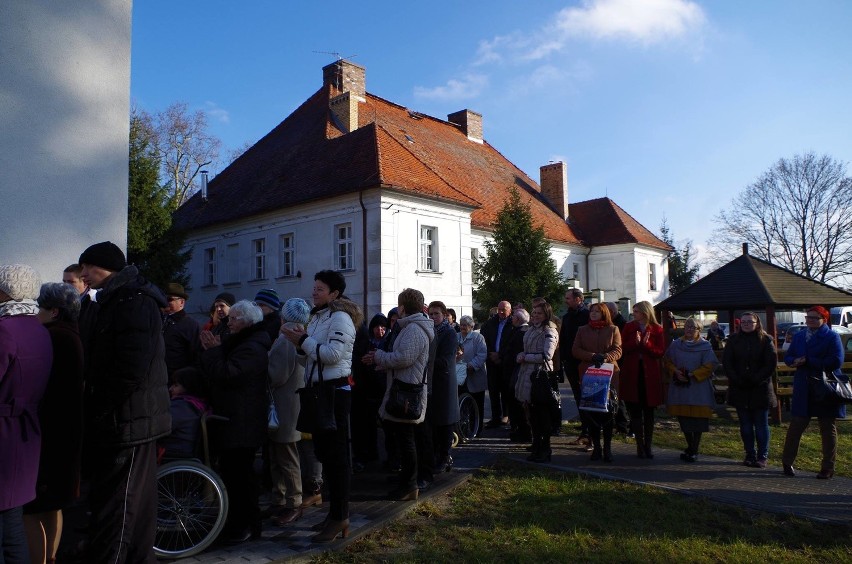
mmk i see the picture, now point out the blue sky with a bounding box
[131,0,852,272]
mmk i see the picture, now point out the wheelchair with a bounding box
[453,362,480,446]
[154,412,229,559]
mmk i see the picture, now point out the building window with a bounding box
[279,233,294,277]
[572,262,580,280]
[225,243,240,283]
[649,263,657,291]
[203,247,216,285]
[471,248,480,282]
[252,238,266,280]
[334,223,353,270]
[419,226,437,271]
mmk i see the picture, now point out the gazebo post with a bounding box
[765,305,782,424]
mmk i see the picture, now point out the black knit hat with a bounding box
[79,241,126,272]
[213,292,236,306]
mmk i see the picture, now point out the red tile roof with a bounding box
[173,84,668,251]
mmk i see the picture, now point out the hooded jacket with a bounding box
[376,312,434,424]
[299,298,363,385]
[84,265,171,447]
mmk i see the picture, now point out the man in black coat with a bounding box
[79,241,171,563]
[161,282,201,377]
[560,288,590,443]
[480,300,513,428]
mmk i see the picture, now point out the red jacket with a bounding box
[619,321,665,406]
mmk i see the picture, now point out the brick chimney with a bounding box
[540,161,568,220]
[324,60,365,133]
[447,109,483,144]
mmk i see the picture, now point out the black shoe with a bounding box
[590,448,602,461]
[485,419,504,429]
[783,464,796,477]
[222,528,252,545]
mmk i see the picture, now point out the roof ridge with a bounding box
[743,255,774,303]
[606,198,672,250]
[374,121,480,207]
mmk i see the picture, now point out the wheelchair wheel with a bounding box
[456,392,480,443]
[154,460,229,559]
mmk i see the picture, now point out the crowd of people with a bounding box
[1,246,848,563]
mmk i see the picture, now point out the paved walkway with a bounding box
[164,397,850,563]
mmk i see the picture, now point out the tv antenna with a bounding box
[313,51,358,61]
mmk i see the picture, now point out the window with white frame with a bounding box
[649,263,657,291]
[225,243,240,283]
[203,247,216,286]
[252,238,266,280]
[279,233,295,277]
[334,223,353,270]
[419,226,437,271]
[572,262,580,280]
[471,247,480,282]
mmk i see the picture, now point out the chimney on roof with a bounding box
[322,60,366,99]
[743,242,749,255]
[324,60,365,134]
[447,109,483,144]
[540,161,569,220]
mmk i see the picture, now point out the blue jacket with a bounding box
[784,324,846,419]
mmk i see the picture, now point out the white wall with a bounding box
[0,1,131,281]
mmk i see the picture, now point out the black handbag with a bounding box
[809,370,852,405]
[296,345,337,433]
[530,368,558,406]
[385,367,426,420]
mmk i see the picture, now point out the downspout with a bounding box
[584,245,593,291]
[359,190,369,317]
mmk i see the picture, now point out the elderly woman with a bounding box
[573,302,622,462]
[268,298,311,526]
[723,312,777,468]
[504,309,530,442]
[457,315,488,435]
[619,301,665,459]
[427,301,460,477]
[664,317,719,463]
[515,301,559,463]
[782,306,846,479]
[282,270,362,542]
[200,299,271,544]
[23,283,84,564]
[0,265,52,563]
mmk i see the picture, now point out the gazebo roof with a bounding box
[657,249,852,312]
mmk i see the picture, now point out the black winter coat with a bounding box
[163,309,201,376]
[723,331,778,410]
[200,322,271,449]
[84,266,171,447]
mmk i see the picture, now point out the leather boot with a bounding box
[643,417,655,459]
[301,481,323,508]
[632,419,645,458]
[590,432,602,461]
[526,437,541,461]
[312,518,350,543]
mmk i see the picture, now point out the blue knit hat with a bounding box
[254,288,281,311]
[282,298,310,325]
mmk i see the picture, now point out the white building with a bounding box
[173,61,670,319]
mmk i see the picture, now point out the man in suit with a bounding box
[480,300,513,428]
[560,289,590,444]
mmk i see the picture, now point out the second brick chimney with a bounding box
[447,109,483,144]
[540,161,568,220]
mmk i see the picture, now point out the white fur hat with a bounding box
[0,264,42,301]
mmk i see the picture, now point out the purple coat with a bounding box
[0,314,52,510]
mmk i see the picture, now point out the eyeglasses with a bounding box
[740,321,755,325]
[805,315,822,320]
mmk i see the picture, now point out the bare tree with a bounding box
[152,102,221,209]
[708,152,852,284]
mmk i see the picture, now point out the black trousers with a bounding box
[414,418,434,484]
[564,360,589,436]
[0,506,29,563]
[86,441,158,564]
[351,392,380,463]
[386,421,417,491]
[218,446,259,535]
[485,360,507,420]
[313,389,351,521]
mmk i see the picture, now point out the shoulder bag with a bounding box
[385,366,427,420]
[809,370,852,405]
[296,344,337,433]
[530,367,559,406]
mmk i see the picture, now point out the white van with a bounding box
[830,306,852,329]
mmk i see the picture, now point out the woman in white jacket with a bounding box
[365,288,434,501]
[282,270,362,543]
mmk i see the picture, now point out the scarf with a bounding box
[0,299,40,318]
[589,320,608,329]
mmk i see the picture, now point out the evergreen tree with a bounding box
[660,218,700,296]
[127,109,190,287]
[473,187,567,315]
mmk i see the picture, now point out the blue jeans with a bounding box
[736,407,770,459]
[1,506,30,563]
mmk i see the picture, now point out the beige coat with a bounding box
[572,324,622,390]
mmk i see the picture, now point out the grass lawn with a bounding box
[616,407,851,476]
[313,459,852,563]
